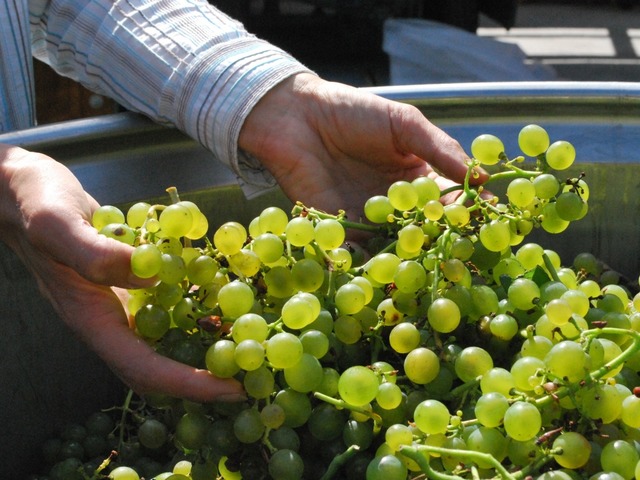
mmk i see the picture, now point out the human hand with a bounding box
[239,73,488,220]
[0,144,245,403]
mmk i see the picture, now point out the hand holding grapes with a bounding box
[0,144,245,402]
[239,73,489,219]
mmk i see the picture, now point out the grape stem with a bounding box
[313,392,382,425]
[318,445,360,480]
[399,444,516,480]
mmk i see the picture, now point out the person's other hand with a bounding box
[0,144,245,403]
[240,73,488,219]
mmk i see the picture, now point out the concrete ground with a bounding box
[244,0,640,85]
[481,1,640,82]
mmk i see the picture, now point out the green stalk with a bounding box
[318,445,361,480]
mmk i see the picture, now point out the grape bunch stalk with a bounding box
[35,125,640,480]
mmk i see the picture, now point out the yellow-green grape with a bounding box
[471,133,504,166]
[205,340,240,378]
[350,276,374,305]
[385,424,413,452]
[366,253,401,285]
[157,253,186,284]
[480,367,516,397]
[455,346,493,383]
[581,383,623,424]
[366,454,408,480]
[233,339,265,371]
[412,176,441,207]
[376,382,403,410]
[404,347,439,385]
[282,292,321,329]
[387,180,418,211]
[291,258,325,292]
[397,224,425,253]
[489,313,519,341]
[217,280,254,319]
[228,249,261,277]
[233,408,265,444]
[92,205,125,231]
[621,394,640,428]
[131,243,163,278]
[184,209,208,239]
[260,403,286,429]
[394,260,427,294]
[479,219,511,252]
[508,277,540,310]
[258,206,289,235]
[264,265,295,298]
[475,392,509,427]
[126,201,153,228]
[552,432,592,469]
[423,199,444,221]
[327,247,352,272]
[364,195,394,224]
[532,173,560,199]
[232,313,269,343]
[515,242,544,269]
[135,304,171,340]
[540,203,570,234]
[285,216,315,247]
[442,258,467,283]
[334,315,362,344]
[466,427,507,468]
[158,203,193,238]
[186,254,218,286]
[450,236,474,261]
[334,283,366,316]
[506,178,536,208]
[443,203,470,227]
[518,124,550,157]
[555,191,586,221]
[299,330,329,359]
[388,322,420,354]
[266,332,304,369]
[157,236,182,255]
[503,401,542,441]
[251,233,284,265]
[546,140,576,170]
[314,218,345,250]
[376,299,403,327]
[99,223,136,245]
[544,340,589,383]
[284,353,323,393]
[428,298,461,333]
[414,399,450,434]
[338,366,380,407]
[179,201,208,239]
[108,466,141,480]
[244,365,275,399]
[213,221,247,256]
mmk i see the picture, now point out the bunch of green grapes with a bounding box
[34,125,640,480]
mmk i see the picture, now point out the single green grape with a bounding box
[518,124,550,157]
[471,133,504,165]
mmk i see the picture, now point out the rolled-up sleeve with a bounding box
[29,0,312,188]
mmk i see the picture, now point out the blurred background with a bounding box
[35,0,640,124]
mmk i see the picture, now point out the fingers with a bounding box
[390,103,490,185]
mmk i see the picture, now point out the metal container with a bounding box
[2,81,640,477]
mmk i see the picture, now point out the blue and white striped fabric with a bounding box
[1,0,311,189]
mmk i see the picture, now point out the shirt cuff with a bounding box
[170,37,313,194]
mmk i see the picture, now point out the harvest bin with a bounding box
[2,81,640,477]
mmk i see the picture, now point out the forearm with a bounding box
[29,0,312,185]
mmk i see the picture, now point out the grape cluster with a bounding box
[34,125,640,480]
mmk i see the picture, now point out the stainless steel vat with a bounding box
[1,81,639,476]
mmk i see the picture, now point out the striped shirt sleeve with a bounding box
[28,0,313,189]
